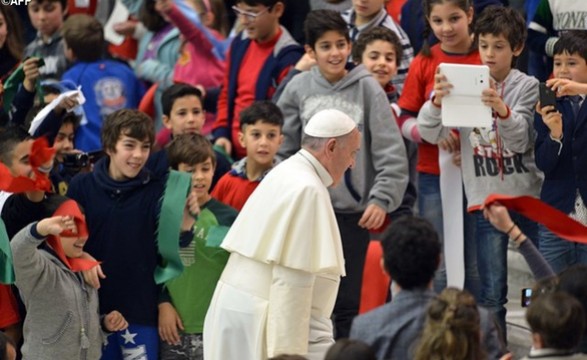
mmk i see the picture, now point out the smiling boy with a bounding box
[535,30,587,275]
[276,9,408,338]
[158,134,237,360]
[212,101,283,211]
[67,109,171,359]
[341,0,414,93]
[147,83,231,190]
[212,0,303,159]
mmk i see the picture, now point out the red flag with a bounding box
[0,137,55,193]
[484,194,587,243]
[46,200,99,272]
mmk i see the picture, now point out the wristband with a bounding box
[506,223,516,236]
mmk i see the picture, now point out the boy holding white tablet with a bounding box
[417,5,543,338]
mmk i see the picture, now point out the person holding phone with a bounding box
[535,30,587,275]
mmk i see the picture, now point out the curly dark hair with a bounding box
[381,216,440,289]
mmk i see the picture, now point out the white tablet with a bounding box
[438,63,492,128]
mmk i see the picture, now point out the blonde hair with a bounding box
[414,288,485,360]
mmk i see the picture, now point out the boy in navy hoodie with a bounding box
[67,109,191,359]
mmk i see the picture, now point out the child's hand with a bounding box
[438,131,460,153]
[54,94,79,115]
[182,191,199,231]
[358,204,387,230]
[113,21,137,37]
[482,84,508,118]
[158,302,184,345]
[37,216,77,237]
[22,57,41,92]
[432,67,452,106]
[82,260,106,289]
[452,150,462,167]
[482,202,514,233]
[536,102,563,139]
[104,311,128,332]
[546,78,587,97]
[295,53,317,72]
[214,137,232,157]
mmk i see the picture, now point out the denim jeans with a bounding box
[539,223,587,275]
[475,211,538,340]
[418,173,480,301]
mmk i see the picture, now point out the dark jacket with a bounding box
[67,157,164,326]
[534,96,587,213]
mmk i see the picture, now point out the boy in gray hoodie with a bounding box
[417,6,543,339]
[276,9,408,338]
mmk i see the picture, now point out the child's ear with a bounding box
[272,1,285,18]
[513,44,524,57]
[238,131,246,148]
[304,44,316,60]
[278,133,284,146]
[466,6,474,25]
[162,115,172,130]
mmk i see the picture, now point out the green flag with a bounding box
[154,170,192,284]
[0,218,14,284]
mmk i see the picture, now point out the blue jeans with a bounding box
[101,323,159,360]
[539,223,587,275]
[475,211,538,340]
[418,173,480,300]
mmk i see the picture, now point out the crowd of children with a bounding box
[2,0,587,359]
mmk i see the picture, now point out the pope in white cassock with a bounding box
[203,109,361,360]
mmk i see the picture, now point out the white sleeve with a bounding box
[266,264,315,357]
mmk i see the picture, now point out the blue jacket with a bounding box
[534,96,587,213]
[62,60,144,152]
[212,27,303,142]
[67,157,164,326]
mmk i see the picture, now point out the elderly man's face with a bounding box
[329,129,361,187]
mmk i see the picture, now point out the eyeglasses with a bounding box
[232,5,272,21]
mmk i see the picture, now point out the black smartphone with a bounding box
[521,287,533,307]
[539,83,557,109]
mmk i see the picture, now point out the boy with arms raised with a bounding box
[418,6,542,336]
[535,30,587,274]
[25,0,68,80]
[341,0,414,93]
[147,83,231,190]
[67,109,190,359]
[212,0,303,159]
[276,9,408,338]
[158,134,237,360]
[212,100,283,211]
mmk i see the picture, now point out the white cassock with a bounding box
[203,149,345,360]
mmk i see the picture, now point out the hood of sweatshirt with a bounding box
[92,156,152,196]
